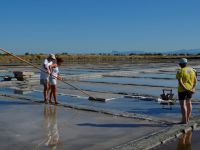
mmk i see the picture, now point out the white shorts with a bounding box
[49,77,57,85]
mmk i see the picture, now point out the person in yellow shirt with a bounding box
[176,58,197,124]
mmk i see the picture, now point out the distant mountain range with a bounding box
[111,49,200,55]
[164,49,200,54]
[111,50,145,55]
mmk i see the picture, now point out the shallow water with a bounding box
[140,73,176,79]
[0,85,200,120]
[0,62,200,121]
[83,76,200,89]
[0,62,200,150]
[70,81,200,100]
[0,97,168,150]
[84,77,178,87]
[155,130,200,150]
[2,88,199,121]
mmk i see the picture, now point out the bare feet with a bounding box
[177,121,187,125]
[55,101,60,105]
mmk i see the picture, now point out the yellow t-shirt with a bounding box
[176,66,196,92]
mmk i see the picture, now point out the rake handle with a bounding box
[0,48,93,98]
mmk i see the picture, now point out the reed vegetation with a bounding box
[0,53,200,65]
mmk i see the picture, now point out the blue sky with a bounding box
[0,0,200,54]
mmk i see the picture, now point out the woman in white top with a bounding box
[40,54,56,104]
[49,58,63,104]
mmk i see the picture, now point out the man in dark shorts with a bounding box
[176,58,197,124]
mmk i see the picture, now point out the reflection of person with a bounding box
[49,58,64,105]
[176,58,197,124]
[40,54,56,104]
[177,130,192,150]
[43,105,61,149]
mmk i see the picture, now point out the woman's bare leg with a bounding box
[52,85,58,104]
[49,85,53,104]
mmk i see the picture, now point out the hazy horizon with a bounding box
[1,48,199,55]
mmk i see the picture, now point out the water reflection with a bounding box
[39,105,61,150]
[177,130,192,150]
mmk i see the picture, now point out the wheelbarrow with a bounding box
[160,89,176,109]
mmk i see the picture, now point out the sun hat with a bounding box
[48,54,56,60]
[179,58,188,64]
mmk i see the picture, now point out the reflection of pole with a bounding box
[177,130,192,150]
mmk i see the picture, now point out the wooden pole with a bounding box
[0,48,96,99]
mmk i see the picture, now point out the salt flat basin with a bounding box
[68,82,200,100]
[0,63,200,150]
[0,96,167,150]
[141,71,200,81]
[58,97,200,122]
[0,83,200,120]
[140,73,176,79]
[83,76,200,89]
[1,78,200,100]
[83,77,177,87]
[3,89,199,123]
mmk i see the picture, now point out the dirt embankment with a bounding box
[1,54,200,65]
